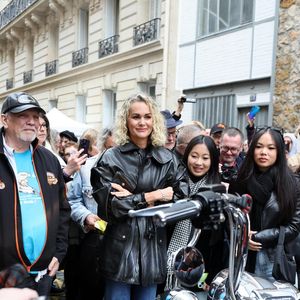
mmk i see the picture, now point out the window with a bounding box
[46,23,59,76]
[137,81,156,99]
[48,23,59,61]
[76,95,87,123]
[78,8,89,49]
[104,0,119,38]
[102,90,117,127]
[49,99,58,110]
[198,0,254,38]
[25,37,34,72]
[150,0,161,19]
[8,49,15,80]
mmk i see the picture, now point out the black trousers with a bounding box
[77,231,105,299]
[64,230,105,300]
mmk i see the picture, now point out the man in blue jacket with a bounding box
[0,92,70,296]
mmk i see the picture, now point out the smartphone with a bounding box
[78,138,90,162]
[248,105,260,120]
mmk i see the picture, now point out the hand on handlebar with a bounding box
[248,231,262,251]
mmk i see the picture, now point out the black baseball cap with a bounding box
[1,92,46,114]
[210,123,226,135]
[60,130,78,143]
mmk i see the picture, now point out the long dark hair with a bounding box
[238,127,296,221]
[183,135,221,184]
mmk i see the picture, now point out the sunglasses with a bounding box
[255,126,284,138]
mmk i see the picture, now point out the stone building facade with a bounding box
[0,0,180,130]
[273,0,300,132]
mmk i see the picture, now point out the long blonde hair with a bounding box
[114,94,166,147]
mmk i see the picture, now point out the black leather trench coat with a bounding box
[91,142,188,286]
[252,192,300,248]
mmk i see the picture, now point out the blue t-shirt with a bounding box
[14,150,47,264]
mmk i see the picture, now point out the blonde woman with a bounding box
[91,94,188,300]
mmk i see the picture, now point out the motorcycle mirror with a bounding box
[174,246,205,287]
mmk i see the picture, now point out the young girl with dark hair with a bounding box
[182,135,220,186]
[229,127,300,281]
[174,135,225,288]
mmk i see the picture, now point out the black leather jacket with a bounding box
[91,142,188,285]
[253,191,300,248]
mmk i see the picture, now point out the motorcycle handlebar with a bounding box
[153,200,203,227]
[128,185,252,227]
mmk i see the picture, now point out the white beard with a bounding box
[18,131,37,143]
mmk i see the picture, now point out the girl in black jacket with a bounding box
[229,127,300,281]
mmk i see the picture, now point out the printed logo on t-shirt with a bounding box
[17,172,35,194]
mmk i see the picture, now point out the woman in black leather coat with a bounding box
[91,94,188,299]
[229,127,300,282]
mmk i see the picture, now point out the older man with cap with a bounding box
[0,92,70,296]
[161,109,183,150]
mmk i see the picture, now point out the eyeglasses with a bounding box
[39,123,47,129]
[220,145,240,154]
[255,126,284,137]
[167,131,176,137]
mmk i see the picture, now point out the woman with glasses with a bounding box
[37,115,50,146]
[229,127,300,282]
[91,94,188,300]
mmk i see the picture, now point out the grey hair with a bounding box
[99,126,114,152]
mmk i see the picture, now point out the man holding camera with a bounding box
[219,127,244,185]
[161,96,186,150]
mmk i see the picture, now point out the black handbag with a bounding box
[272,226,296,284]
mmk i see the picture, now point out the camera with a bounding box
[178,96,186,103]
[221,164,238,182]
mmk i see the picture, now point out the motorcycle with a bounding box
[129,184,300,300]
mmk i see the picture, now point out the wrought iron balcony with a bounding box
[72,47,89,68]
[98,35,119,59]
[0,0,38,30]
[6,78,13,90]
[133,18,160,46]
[23,70,32,84]
[45,60,58,76]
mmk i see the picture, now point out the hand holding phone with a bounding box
[78,139,90,163]
[248,105,260,120]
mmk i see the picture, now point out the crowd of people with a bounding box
[0,91,300,300]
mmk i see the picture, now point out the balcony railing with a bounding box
[98,35,119,59]
[133,18,160,46]
[6,78,14,90]
[72,47,88,68]
[0,0,38,30]
[23,70,32,84]
[45,60,58,76]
